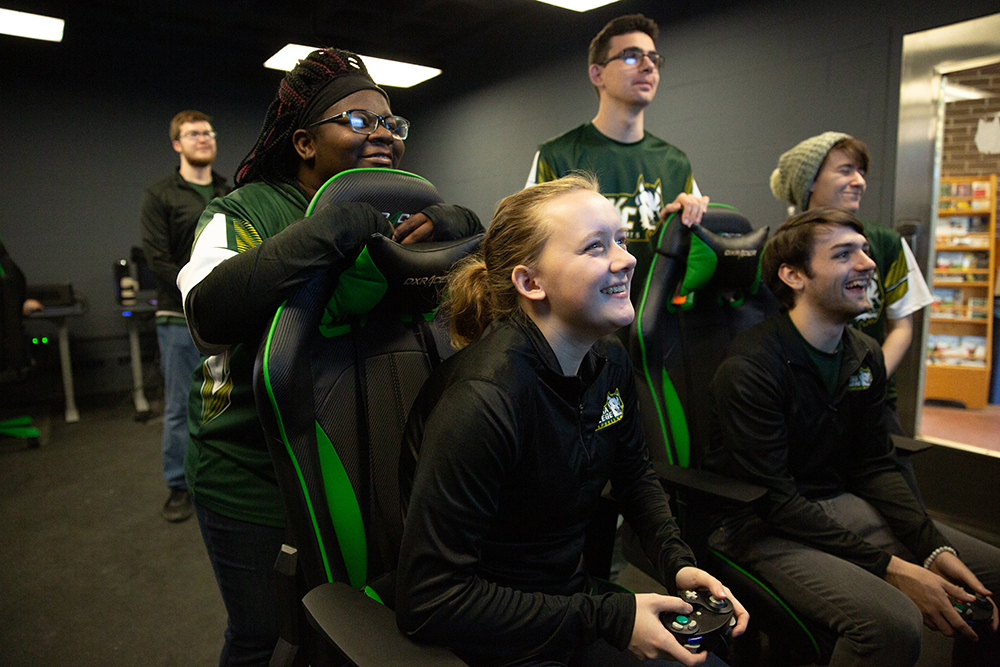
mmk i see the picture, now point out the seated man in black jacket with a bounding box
[705,207,998,667]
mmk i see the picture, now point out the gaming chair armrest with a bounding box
[891,433,932,454]
[651,461,768,505]
[303,582,469,666]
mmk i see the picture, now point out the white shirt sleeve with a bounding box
[886,237,933,320]
[524,151,541,188]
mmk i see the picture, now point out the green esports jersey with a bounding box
[851,222,933,402]
[182,181,310,527]
[527,123,695,301]
[851,222,932,344]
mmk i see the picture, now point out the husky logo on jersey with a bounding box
[848,367,873,391]
[608,176,663,239]
[597,389,625,431]
[853,265,883,324]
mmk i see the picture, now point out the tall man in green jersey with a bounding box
[526,14,710,304]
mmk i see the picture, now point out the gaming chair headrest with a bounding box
[359,234,483,315]
[659,207,768,303]
[306,168,483,319]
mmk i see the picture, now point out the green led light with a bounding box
[42,337,48,344]
[32,337,39,344]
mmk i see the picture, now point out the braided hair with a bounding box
[234,48,374,188]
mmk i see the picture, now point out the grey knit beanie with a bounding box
[770,131,850,211]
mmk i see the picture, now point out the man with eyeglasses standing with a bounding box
[526,14,710,304]
[140,110,230,522]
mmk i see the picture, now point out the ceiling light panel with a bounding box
[0,7,64,42]
[264,44,440,88]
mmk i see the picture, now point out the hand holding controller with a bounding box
[660,589,737,654]
[951,593,993,627]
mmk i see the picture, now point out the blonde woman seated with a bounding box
[396,174,748,667]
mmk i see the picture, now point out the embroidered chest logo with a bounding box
[597,389,624,431]
[848,366,873,391]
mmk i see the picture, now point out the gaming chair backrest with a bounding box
[631,206,778,473]
[253,169,483,601]
[0,239,31,380]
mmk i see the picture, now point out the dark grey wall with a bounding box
[2,0,997,397]
[402,0,998,231]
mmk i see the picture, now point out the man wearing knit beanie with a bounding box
[770,132,932,382]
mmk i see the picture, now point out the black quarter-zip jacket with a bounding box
[706,312,950,577]
[397,313,695,666]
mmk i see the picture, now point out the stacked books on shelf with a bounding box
[927,334,988,367]
[936,216,990,238]
[935,251,988,269]
[930,289,991,319]
[938,179,992,211]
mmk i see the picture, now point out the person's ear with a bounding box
[777,263,806,293]
[588,63,604,88]
[512,265,546,302]
[172,139,183,154]
[292,129,316,161]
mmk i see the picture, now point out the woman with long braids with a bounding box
[177,48,481,666]
[395,175,747,667]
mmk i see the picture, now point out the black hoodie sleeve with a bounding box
[185,201,392,351]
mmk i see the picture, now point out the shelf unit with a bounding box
[924,174,996,409]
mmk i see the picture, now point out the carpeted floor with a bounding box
[0,394,226,666]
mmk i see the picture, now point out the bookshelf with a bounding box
[924,174,996,409]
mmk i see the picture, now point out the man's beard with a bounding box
[186,154,214,168]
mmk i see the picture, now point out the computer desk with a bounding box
[26,299,87,423]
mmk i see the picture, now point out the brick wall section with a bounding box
[942,64,1000,181]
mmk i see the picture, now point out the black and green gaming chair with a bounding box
[628,206,836,666]
[253,169,481,667]
[1,238,41,448]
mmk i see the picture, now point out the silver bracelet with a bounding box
[923,545,958,569]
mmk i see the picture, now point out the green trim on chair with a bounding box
[315,423,367,589]
[679,235,718,297]
[660,368,689,468]
[636,301,674,467]
[261,301,335,583]
[322,248,388,320]
[363,585,384,604]
[710,549,821,659]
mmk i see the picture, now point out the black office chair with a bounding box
[628,206,835,666]
[1,238,41,447]
[253,169,481,667]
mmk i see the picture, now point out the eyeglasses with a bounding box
[179,130,217,141]
[601,47,664,69]
[308,109,410,141]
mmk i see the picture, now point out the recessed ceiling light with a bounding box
[534,0,621,11]
[264,44,441,88]
[0,7,64,42]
